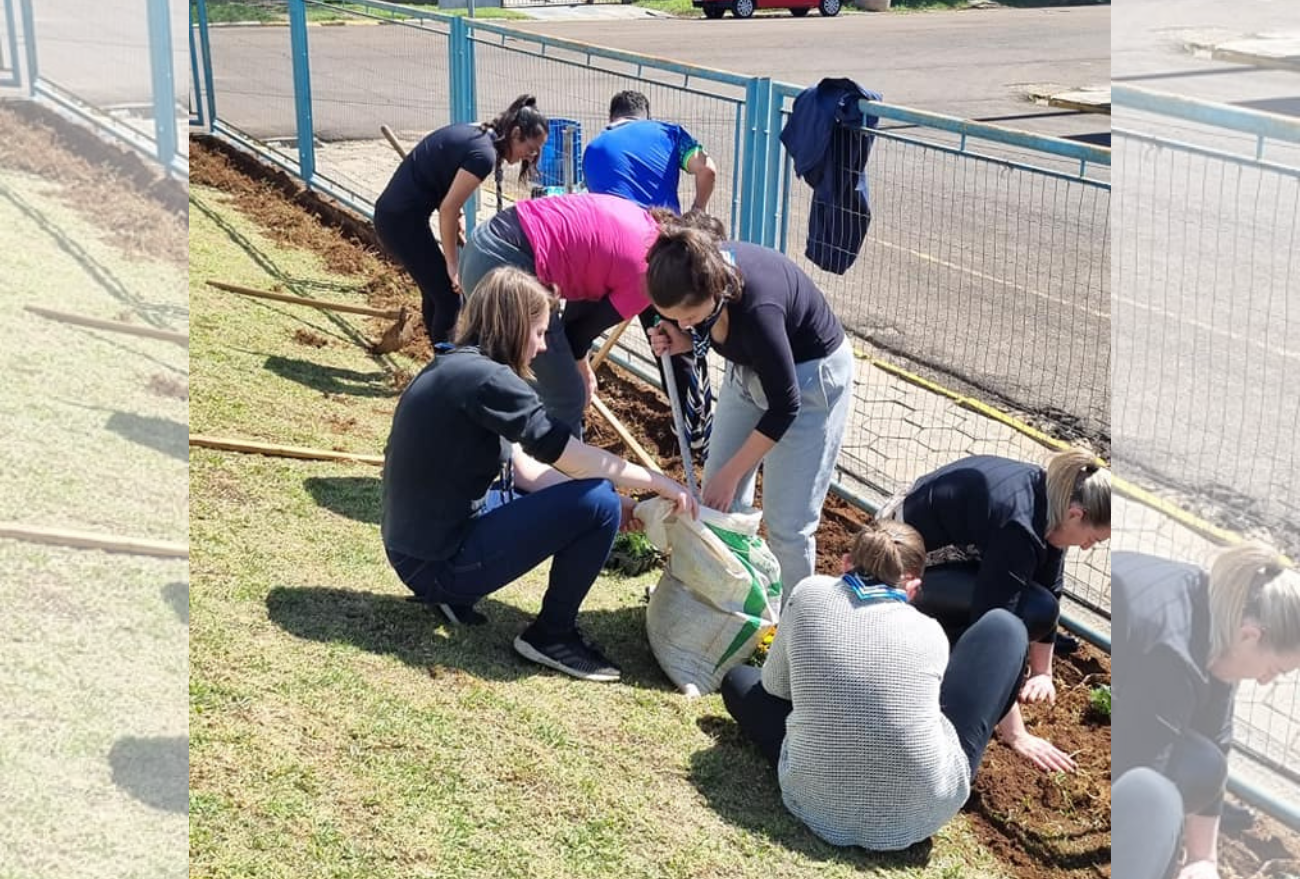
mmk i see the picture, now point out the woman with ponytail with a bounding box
[1112,545,1300,879]
[374,95,549,344]
[644,225,854,594]
[720,521,1029,851]
[884,449,1111,773]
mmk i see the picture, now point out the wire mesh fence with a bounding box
[18,0,187,170]
[1113,85,1300,795]
[0,0,19,87]
[467,21,749,234]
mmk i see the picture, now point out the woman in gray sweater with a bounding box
[721,520,1028,851]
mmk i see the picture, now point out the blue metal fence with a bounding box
[0,0,19,88]
[10,0,186,177]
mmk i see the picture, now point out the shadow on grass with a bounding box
[265,585,678,692]
[689,717,935,869]
[109,735,189,814]
[265,354,395,398]
[105,411,189,462]
[304,475,382,525]
[162,581,189,624]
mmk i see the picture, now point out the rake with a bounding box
[206,280,417,355]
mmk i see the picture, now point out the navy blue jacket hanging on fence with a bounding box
[779,78,881,275]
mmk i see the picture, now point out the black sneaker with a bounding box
[1055,632,1081,656]
[513,625,621,682]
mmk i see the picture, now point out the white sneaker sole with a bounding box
[512,636,621,683]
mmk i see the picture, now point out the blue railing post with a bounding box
[147,0,178,169]
[761,84,784,248]
[18,0,35,96]
[288,0,316,183]
[739,76,773,245]
[193,0,218,130]
[449,17,480,229]
[1,0,20,88]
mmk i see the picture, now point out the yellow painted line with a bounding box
[857,348,1261,551]
[871,238,1111,321]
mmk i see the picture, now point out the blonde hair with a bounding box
[1045,448,1111,532]
[453,266,558,379]
[1208,543,1300,662]
[849,520,926,587]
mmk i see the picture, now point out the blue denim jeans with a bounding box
[459,218,587,438]
[703,339,854,593]
[385,478,620,636]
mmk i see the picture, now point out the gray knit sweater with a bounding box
[761,575,971,850]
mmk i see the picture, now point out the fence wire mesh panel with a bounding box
[762,94,1112,616]
[467,23,748,234]
[1114,88,1300,794]
[203,0,302,173]
[301,0,450,208]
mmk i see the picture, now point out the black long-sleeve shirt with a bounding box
[381,347,570,560]
[711,242,844,441]
[902,455,1066,599]
[1111,551,1235,816]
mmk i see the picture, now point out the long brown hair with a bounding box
[644,213,739,312]
[454,267,557,379]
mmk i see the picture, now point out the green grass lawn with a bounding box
[200,1,528,24]
[188,182,1011,878]
[0,166,188,877]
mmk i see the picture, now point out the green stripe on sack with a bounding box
[707,523,774,670]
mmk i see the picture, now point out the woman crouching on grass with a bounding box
[381,266,696,683]
[720,520,1028,851]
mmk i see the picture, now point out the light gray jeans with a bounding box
[703,338,855,594]
[459,218,587,438]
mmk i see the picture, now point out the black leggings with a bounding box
[373,207,459,345]
[913,561,1060,644]
[721,609,1028,781]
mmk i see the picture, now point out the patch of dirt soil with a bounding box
[187,132,1300,879]
[147,373,189,400]
[293,328,330,349]
[190,136,430,360]
[0,102,186,265]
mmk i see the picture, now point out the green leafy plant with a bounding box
[605,531,664,576]
[1088,684,1111,718]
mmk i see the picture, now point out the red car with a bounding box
[695,0,841,18]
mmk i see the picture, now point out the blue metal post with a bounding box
[188,12,204,128]
[18,0,35,96]
[449,17,480,230]
[760,85,783,248]
[739,77,772,244]
[288,0,316,183]
[147,0,178,169]
[195,0,217,129]
[2,0,20,87]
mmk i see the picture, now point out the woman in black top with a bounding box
[382,267,695,682]
[1112,545,1300,879]
[644,221,853,596]
[374,95,548,344]
[889,449,1110,773]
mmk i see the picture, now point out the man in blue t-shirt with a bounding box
[582,90,717,214]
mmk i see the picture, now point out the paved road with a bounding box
[1111,0,1300,550]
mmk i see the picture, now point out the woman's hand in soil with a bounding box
[1177,861,1220,879]
[1004,731,1077,774]
[647,322,693,358]
[618,496,643,533]
[1018,673,1056,704]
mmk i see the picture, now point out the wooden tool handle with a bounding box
[0,522,188,558]
[381,124,408,158]
[25,306,188,345]
[590,396,663,475]
[206,281,402,319]
[190,434,385,466]
[589,316,634,372]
